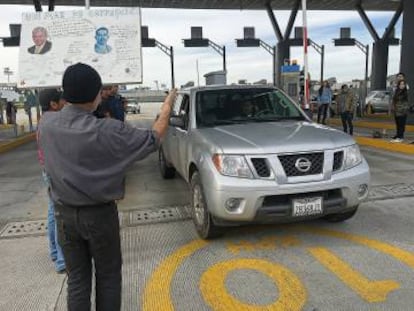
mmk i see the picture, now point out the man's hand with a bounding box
[152,89,177,140]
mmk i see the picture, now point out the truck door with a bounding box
[174,94,191,178]
[162,94,183,168]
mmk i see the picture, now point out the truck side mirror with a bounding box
[169,116,185,128]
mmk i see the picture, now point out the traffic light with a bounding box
[1,24,21,47]
[2,37,20,47]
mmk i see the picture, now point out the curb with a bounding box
[0,133,36,155]
[0,124,15,129]
[328,118,414,132]
[1,127,413,156]
[355,136,414,155]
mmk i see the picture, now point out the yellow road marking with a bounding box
[143,227,414,309]
[296,226,414,270]
[308,247,400,303]
[200,258,306,311]
[328,118,414,132]
[227,236,301,254]
[0,133,36,154]
[142,239,208,311]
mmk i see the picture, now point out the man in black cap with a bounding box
[38,62,176,311]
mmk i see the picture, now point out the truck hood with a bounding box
[197,121,355,154]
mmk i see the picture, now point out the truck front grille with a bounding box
[251,158,271,177]
[333,151,344,171]
[278,152,324,177]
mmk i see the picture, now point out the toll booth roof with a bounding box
[0,0,400,11]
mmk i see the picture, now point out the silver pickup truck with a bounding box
[159,85,370,239]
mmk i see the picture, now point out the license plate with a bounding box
[292,197,323,217]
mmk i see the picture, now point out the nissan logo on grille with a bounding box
[295,157,312,172]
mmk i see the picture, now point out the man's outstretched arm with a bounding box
[152,89,177,140]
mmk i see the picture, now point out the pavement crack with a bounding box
[53,275,67,311]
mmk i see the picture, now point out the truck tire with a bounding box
[159,148,175,179]
[190,172,223,239]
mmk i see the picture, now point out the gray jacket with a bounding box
[39,104,159,206]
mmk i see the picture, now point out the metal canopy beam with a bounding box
[383,2,403,40]
[265,1,283,42]
[48,0,55,11]
[265,1,301,88]
[32,0,41,11]
[356,4,380,41]
[284,0,300,41]
[0,0,401,11]
[356,2,403,91]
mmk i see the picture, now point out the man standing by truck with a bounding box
[39,62,176,311]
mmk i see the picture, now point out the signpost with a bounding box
[302,0,310,114]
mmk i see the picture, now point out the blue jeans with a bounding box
[317,103,329,124]
[42,171,66,272]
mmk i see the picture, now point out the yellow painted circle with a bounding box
[200,258,306,311]
[143,227,414,310]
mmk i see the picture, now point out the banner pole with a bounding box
[302,0,310,111]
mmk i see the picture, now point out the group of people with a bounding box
[316,80,356,135]
[37,63,175,311]
[316,73,412,143]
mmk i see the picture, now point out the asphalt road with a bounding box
[0,109,414,310]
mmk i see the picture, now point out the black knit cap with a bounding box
[62,63,102,104]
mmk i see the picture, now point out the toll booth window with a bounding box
[288,83,297,97]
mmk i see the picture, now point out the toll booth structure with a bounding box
[281,63,301,104]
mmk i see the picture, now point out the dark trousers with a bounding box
[395,115,407,139]
[341,111,353,135]
[317,103,329,124]
[55,202,122,311]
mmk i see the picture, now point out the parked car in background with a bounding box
[365,90,391,113]
[159,85,370,239]
[125,100,141,114]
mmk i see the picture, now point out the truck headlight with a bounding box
[212,154,253,179]
[344,145,362,170]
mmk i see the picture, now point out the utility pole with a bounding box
[3,67,13,83]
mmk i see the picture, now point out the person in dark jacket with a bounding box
[337,85,355,135]
[391,80,410,143]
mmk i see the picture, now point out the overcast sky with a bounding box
[0,5,403,88]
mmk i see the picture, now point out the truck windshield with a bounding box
[196,88,306,128]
